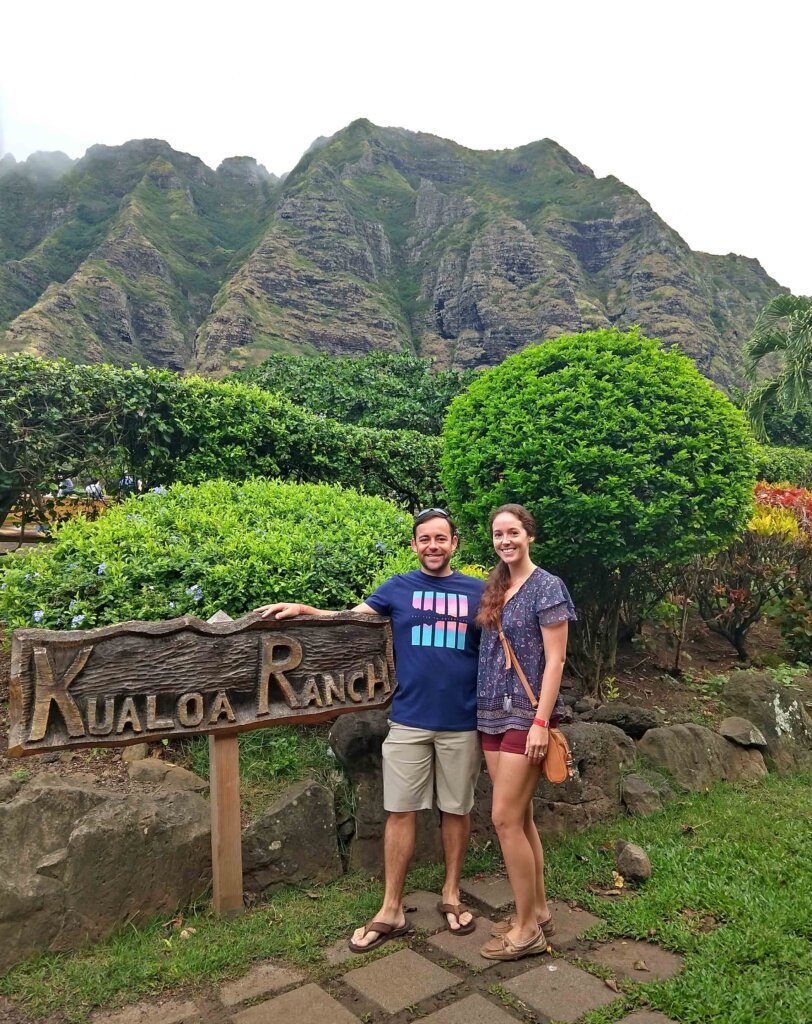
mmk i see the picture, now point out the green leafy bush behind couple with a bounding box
[442,329,758,686]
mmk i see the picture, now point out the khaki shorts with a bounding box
[382,722,481,815]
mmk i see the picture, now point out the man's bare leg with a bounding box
[350,811,416,948]
[439,811,474,930]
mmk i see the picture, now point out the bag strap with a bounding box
[497,611,538,709]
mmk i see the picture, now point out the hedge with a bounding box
[0,355,442,523]
[0,479,412,631]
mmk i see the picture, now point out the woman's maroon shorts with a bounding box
[480,729,528,755]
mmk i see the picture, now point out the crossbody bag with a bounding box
[497,615,574,783]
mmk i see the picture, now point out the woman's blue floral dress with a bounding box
[478,567,576,734]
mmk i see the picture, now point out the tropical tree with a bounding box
[743,294,812,442]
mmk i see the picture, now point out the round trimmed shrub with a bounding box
[0,479,411,632]
[441,329,757,682]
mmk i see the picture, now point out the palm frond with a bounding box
[743,329,788,378]
[742,377,781,442]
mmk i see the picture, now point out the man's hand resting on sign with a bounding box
[254,602,303,619]
[254,601,375,619]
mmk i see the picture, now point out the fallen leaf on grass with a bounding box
[648,927,658,937]
[306,891,322,899]
[612,871,626,889]
[586,883,624,898]
[604,978,620,993]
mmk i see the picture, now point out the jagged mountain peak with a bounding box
[0,122,786,388]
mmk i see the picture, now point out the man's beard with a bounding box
[419,552,452,574]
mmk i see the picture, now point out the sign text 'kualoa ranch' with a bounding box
[8,612,396,757]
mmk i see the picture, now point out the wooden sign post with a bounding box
[7,610,396,915]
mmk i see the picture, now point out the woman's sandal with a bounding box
[436,902,476,935]
[479,924,548,961]
[490,913,555,938]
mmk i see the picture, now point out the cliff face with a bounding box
[0,141,276,370]
[1,122,783,387]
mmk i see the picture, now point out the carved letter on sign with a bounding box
[7,612,395,757]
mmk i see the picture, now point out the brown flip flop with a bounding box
[347,919,411,953]
[437,901,476,935]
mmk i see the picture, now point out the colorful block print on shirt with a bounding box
[410,590,469,649]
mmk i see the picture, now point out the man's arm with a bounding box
[254,601,377,620]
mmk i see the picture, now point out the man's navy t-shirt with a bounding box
[365,570,486,731]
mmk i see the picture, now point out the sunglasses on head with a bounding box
[414,507,451,523]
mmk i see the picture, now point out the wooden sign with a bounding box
[8,612,395,758]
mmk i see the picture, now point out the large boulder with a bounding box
[621,774,667,816]
[330,711,443,873]
[473,724,635,842]
[328,711,390,777]
[347,772,443,874]
[535,723,636,837]
[719,717,767,749]
[637,724,767,791]
[579,702,659,739]
[721,670,812,772]
[242,780,342,894]
[0,774,211,975]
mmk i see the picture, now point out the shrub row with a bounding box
[0,479,412,631]
[756,445,812,489]
[236,350,475,434]
[0,355,442,523]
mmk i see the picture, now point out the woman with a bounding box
[477,504,575,961]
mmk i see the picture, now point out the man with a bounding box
[256,508,485,951]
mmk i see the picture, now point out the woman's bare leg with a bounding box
[487,749,544,945]
[523,800,549,921]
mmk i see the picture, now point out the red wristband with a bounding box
[533,717,549,728]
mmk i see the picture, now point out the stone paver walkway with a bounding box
[91,874,682,1024]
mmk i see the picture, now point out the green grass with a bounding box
[179,725,348,820]
[1,773,810,1023]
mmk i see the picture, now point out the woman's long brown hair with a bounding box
[476,504,536,630]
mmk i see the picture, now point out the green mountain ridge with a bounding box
[0,121,785,387]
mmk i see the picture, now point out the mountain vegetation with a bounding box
[0,121,785,387]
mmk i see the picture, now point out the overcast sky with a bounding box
[2,0,809,294]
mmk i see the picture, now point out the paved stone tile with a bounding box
[546,900,604,950]
[324,937,361,966]
[219,962,305,1006]
[461,874,514,911]
[588,939,682,981]
[404,888,446,933]
[342,948,460,1013]
[505,959,618,1022]
[232,983,359,1024]
[92,999,199,1024]
[426,916,499,969]
[420,993,518,1024]
[618,1012,679,1024]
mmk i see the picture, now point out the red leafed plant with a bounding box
[753,482,812,534]
[692,482,812,660]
